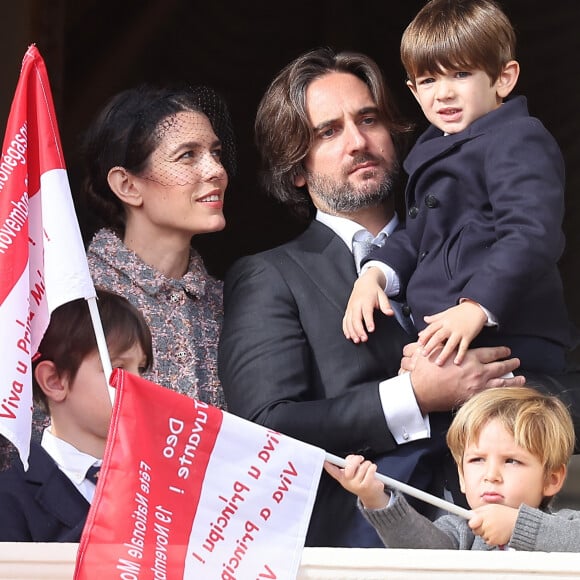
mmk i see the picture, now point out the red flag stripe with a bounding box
[0,45,65,305]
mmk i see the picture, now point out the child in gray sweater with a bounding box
[325,386,580,551]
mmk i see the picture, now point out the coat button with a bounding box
[425,194,439,208]
[408,205,419,218]
[419,250,429,261]
[402,304,412,317]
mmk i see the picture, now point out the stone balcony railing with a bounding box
[1,543,580,579]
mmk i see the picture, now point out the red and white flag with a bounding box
[0,45,96,468]
[75,370,325,580]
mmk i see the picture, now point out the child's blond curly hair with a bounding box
[447,386,575,480]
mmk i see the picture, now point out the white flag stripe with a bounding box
[184,412,324,579]
[40,169,95,309]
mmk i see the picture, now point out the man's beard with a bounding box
[307,157,399,214]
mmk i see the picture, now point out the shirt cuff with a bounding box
[361,260,400,295]
[378,372,430,444]
[459,298,498,327]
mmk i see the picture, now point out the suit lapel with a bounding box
[288,220,417,338]
[286,221,356,314]
[26,443,90,528]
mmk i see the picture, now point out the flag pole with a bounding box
[325,452,473,519]
[87,296,115,403]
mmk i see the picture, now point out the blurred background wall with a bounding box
[1,1,579,344]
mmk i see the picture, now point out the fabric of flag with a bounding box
[74,369,325,580]
[0,45,96,469]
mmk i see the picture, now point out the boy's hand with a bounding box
[469,504,518,547]
[418,301,487,366]
[324,454,389,510]
[343,267,392,343]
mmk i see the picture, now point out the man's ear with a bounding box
[543,463,567,498]
[294,172,306,188]
[107,166,143,208]
[496,60,520,99]
[34,360,68,403]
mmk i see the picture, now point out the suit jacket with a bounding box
[0,441,89,542]
[219,220,457,547]
[369,96,573,367]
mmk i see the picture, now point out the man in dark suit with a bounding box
[218,47,524,548]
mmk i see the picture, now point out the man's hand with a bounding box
[401,342,525,414]
[343,267,392,343]
[469,504,518,547]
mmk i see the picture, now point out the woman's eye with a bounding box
[179,150,195,160]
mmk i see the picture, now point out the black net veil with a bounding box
[136,84,237,186]
[187,85,237,179]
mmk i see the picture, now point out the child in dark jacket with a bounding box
[343,0,574,374]
[0,288,152,542]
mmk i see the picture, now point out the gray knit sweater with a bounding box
[360,491,580,551]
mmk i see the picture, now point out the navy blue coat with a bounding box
[0,442,89,542]
[369,96,573,364]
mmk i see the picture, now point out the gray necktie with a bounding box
[352,231,385,273]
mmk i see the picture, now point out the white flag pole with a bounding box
[325,452,473,519]
[87,296,115,403]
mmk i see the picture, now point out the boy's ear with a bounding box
[34,360,68,403]
[496,60,520,99]
[406,79,421,105]
[458,468,466,494]
[543,463,567,498]
[107,166,143,208]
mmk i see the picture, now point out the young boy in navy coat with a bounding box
[0,289,152,542]
[343,0,574,373]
